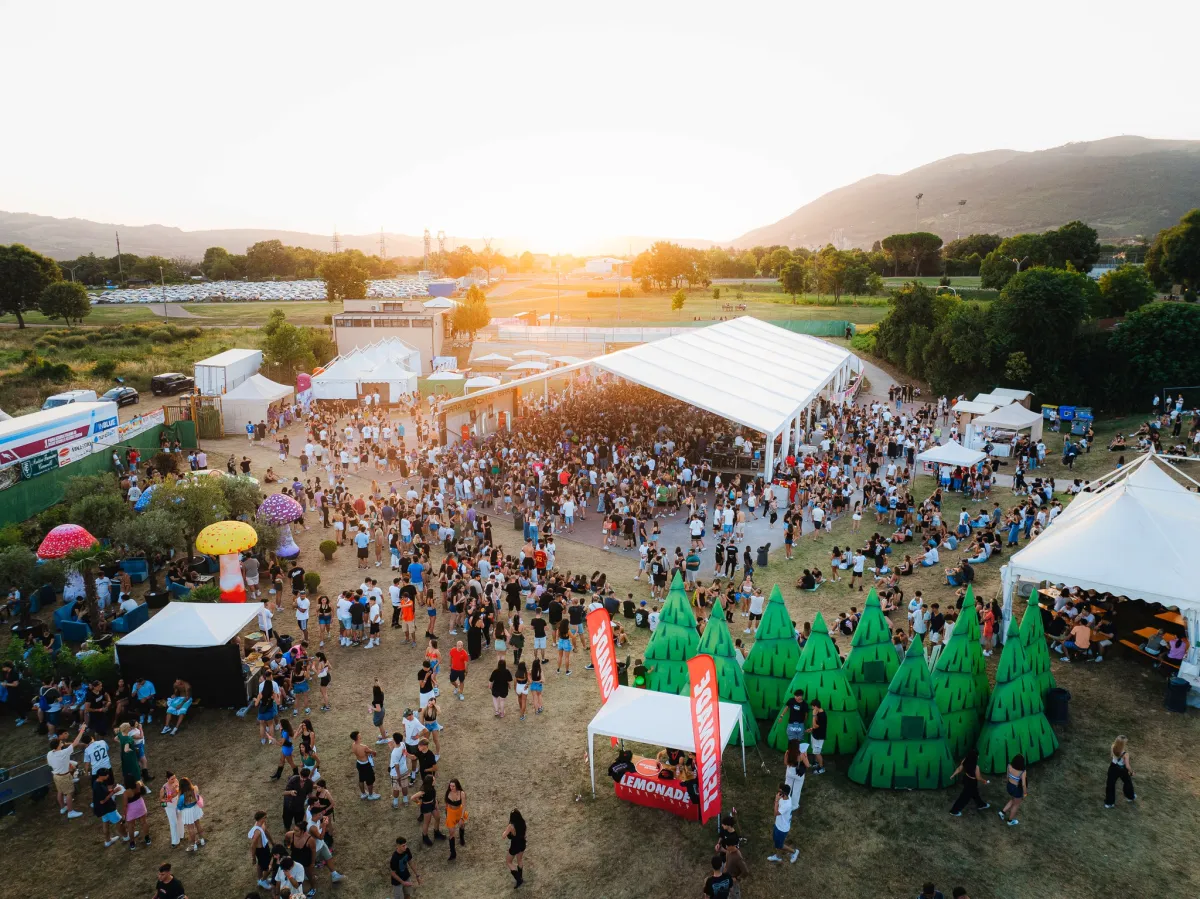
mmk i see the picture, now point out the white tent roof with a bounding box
[973,403,1043,430]
[425,370,464,381]
[196,348,262,368]
[551,355,584,365]
[973,392,1015,407]
[1005,456,1200,609]
[586,686,745,796]
[117,601,263,648]
[423,297,455,309]
[514,349,551,358]
[464,375,500,389]
[990,387,1032,401]
[508,361,550,372]
[222,373,293,402]
[951,400,997,416]
[473,353,512,364]
[916,439,986,467]
[590,317,857,436]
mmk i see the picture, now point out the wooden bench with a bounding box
[1134,626,1180,642]
[1118,639,1180,670]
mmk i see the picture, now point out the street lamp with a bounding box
[65,264,80,282]
[1011,256,1029,273]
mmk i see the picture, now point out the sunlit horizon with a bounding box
[2,0,1198,255]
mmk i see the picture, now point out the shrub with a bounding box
[305,571,322,594]
[183,583,221,603]
[319,540,338,559]
[150,451,178,476]
[323,314,333,325]
[59,335,88,350]
[25,644,55,680]
[92,359,119,379]
[79,645,119,687]
[851,331,877,354]
[150,329,175,343]
[938,276,951,287]
[30,360,72,381]
[0,524,24,550]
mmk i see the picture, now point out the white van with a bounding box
[41,389,100,410]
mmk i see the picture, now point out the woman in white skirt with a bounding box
[176,776,206,851]
[158,771,182,848]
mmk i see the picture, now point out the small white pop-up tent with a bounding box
[916,439,987,476]
[586,686,745,797]
[989,387,1033,408]
[220,374,295,435]
[968,402,1044,448]
[116,602,264,707]
[312,339,419,403]
[973,392,1016,407]
[999,454,1200,670]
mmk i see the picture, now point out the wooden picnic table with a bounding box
[1156,610,1185,627]
[1134,626,1180,641]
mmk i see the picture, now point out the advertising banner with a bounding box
[20,449,60,480]
[0,424,92,465]
[613,756,695,819]
[586,609,620,705]
[687,655,723,825]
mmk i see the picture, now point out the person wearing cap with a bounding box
[401,709,427,783]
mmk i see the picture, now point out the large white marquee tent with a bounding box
[312,338,420,403]
[443,317,861,472]
[1000,454,1200,669]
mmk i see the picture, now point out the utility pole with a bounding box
[914,193,923,228]
[423,229,431,271]
[332,228,341,254]
[159,265,167,318]
[115,231,123,278]
[957,199,967,239]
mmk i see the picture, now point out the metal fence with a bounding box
[495,320,856,344]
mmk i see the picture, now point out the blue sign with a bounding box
[92,417,119,434]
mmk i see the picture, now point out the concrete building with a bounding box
[331,298,451,372]
[584,256,628,274]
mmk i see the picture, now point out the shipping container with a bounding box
[0,401,120,466]
[194,348,263,396]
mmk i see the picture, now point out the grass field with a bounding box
[0,302,339,329]
[882,276,982,288]
[2,421,1198,899]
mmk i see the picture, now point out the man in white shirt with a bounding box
[82,730,112,778]
[648,607,660,633]
[49,724,87,818]
[746,590,766,635]
[389,735,410,806]
[118,594,139,615]
[850,551,866,590]
[257,601,275,639]
[922,544,939,567]
[295,592,310,639]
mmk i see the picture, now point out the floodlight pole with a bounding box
[159,266,167,318]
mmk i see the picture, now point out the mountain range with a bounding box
[735,136,1200,249]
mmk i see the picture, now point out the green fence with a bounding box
[0,421,196,527]
[767,320,856,337]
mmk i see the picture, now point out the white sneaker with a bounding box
[68,810,83,819]
[393,798,399,808]
[331,871,346,882]
[790,849,800,863]
[368,793,381,800]
[60,806,67,814]
[767,854,782,862]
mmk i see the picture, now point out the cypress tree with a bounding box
[766,611,865,753]
[696,613,762,746]
[843,588,900,723]
[976,617,1059,774]
[741,585,802,722]
[1019,597,1057,700]
[932,593,990,759]
[644,572,699,695]
[847,638,956,789]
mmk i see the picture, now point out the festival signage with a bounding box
[0,424,93,465]
[58,438,97,467]
[613,759,695,819]
[688,654,723,825]
[20,449,60,480]
[586,608,620,705]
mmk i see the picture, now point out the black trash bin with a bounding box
[756,543,771,567]
[1165,677,1192,713]
[1045,687,1071,724]
[276,634,293,654]
[513,512,524,533]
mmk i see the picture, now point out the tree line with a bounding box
[866,209,1200,410]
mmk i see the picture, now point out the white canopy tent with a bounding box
[951,399,997,418]
[1000,454,1200,670]
[916,439,987,469]
[586,686,745,797]
[464,375,500,392]
[425,370,465,381]
[514,349,551,358]
[117,601,263,648]
[973,392,1016,407]
[220,374,295,435]
[989,387,1033,407]
[970,402,1044,445]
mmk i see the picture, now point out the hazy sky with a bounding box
[2,0,1197,253]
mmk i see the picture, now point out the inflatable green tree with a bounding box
[1019,599,1057,700]
[932,595,990,759]
[696,613,761,746]
[767,612,865,753]
[741,585,802,722]
[644,572,699,695]
[843,588,900,723]
[976,617,1059,774]
[847,638,956,789]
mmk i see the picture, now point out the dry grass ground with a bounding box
[2,430,1199,899]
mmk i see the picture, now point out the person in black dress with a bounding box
[503,808,527,888]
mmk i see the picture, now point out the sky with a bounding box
[2,0,1198,254]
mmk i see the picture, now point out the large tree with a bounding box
[245,239,295,279]
[148,478,228,567]
[1095,264,1156,316]
[846,639,956,789]
[741,585,802,723]
[1108,303,1200,398]
[1045,220,1100,272]
[319,251,369,302]
[38,280,92,326]
[450,285,491,339]
[943,233,1002,262]
[1150,208,1200,294]
[111,511,185,593]
[779,259,808,303]
[0,243,62,328]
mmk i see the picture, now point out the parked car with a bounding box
[150,372,194,396]
[41,389,99,410]
[101,386,140,407]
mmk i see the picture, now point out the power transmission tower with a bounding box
[378,228,387,259]
[332,227,341,254]
[115,231,123,275]
[423,229,431,269]
[437,230,446,255]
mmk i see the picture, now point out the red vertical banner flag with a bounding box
[688,654,723,825]
[587,608,620,704]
